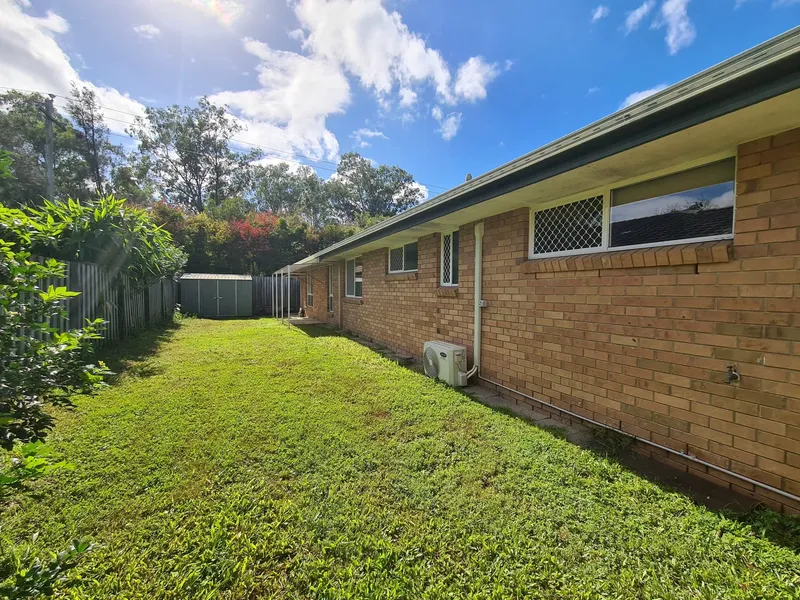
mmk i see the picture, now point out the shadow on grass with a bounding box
[291,323,345,339]
[98,321,180,380]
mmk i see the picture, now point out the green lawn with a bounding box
[2,318,799,598]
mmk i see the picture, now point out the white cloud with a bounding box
[351,128,387,148]
[654,0,696,54]
[294,0,455,103]
[591,5,611,22]
[168,0,244,26]
[431,106,461,141]
[409,181,429,201]
[620,83,668,109]
[210,37,349,161]
[0,0,145,134]
[772,0,800,6]
[588,86,600,94]
[624,0,655,33]
[398,87,417,107]
[293,0,504,110]
[133,23,161,38]
[454,56,499,102]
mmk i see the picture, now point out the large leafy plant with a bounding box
[0,245,109,450]
[0,195,186,283]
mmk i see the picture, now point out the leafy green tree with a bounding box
[66,85,123,197]
[329,152,424,220]
[206,196,254,221]
[0,91,91,206]
[109,159,157,206]
[252,162,303,215]
[128,97,261,212]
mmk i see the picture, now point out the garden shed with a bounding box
[180,274,253,318]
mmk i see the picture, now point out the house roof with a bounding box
[275,26,800,275]
[180,273,253,281]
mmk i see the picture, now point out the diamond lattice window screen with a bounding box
[389,247,404,272]
[442,233,452,284]
[532,195,604,255]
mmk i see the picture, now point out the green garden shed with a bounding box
[180,274,253,318]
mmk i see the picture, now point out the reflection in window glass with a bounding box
[611,181,734,248]
[404,242,418,271]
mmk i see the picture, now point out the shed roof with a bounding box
[180,273,252,281]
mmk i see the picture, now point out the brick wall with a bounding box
[301,264,341,327]
[299,127,800,511]
[336,230,476,361]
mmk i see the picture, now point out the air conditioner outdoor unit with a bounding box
[423,341,469,387]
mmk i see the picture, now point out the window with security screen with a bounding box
[441,230,459,286]
[532,195,604,256]
[388,242,418,273]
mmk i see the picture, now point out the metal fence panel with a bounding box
[26,256,176,345]
[252,276,300,315]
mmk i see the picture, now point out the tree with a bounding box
[252,163,334,227]
[329,152,424,221]
[0,91,91,206]
[66,85,122,197]
[128,97,261,212]
[252,163,303,215]
[109,158,157,206]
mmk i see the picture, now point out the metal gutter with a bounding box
[287,26,800,267]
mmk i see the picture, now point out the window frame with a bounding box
[306,275,313,307]
[345,257,363,298]
[440,229,460,287]
[387,241,419,274]
[527,154,736,260]
[327,265,334,313]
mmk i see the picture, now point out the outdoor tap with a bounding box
[726,365,740,384]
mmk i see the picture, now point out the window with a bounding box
[441,230,459,286]
[327,265,334,312]
[529,158,735,258]
[610,159,735,248]
[532,195,604,255]
[307,276,313,307]
[388,241,419,273]
[346,257,362,298]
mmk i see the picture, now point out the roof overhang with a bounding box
[284,27,800,269]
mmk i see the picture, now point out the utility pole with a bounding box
[44,94,55,200]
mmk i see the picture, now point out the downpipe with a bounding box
[465,222,485,380]
[478,375,800,505]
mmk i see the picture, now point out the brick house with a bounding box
[277,29,800,512]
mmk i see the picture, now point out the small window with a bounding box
[610,159,735,248]
[532,195,604,256]
[307,276,313,307]
[327,265,334,312]
[388,242,419,273]
[441,230,459,286]
[346,257,362,298]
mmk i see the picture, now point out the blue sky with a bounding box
[1,0,798,198]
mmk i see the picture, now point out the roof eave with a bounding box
[281,26,800,269]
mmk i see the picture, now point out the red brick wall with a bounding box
[301,264,341,327]
[302,127,800,511]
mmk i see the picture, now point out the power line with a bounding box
[2,84,451,192]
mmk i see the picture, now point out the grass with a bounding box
[2,318,799,599]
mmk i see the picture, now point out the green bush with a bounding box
[0,195,186,283]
